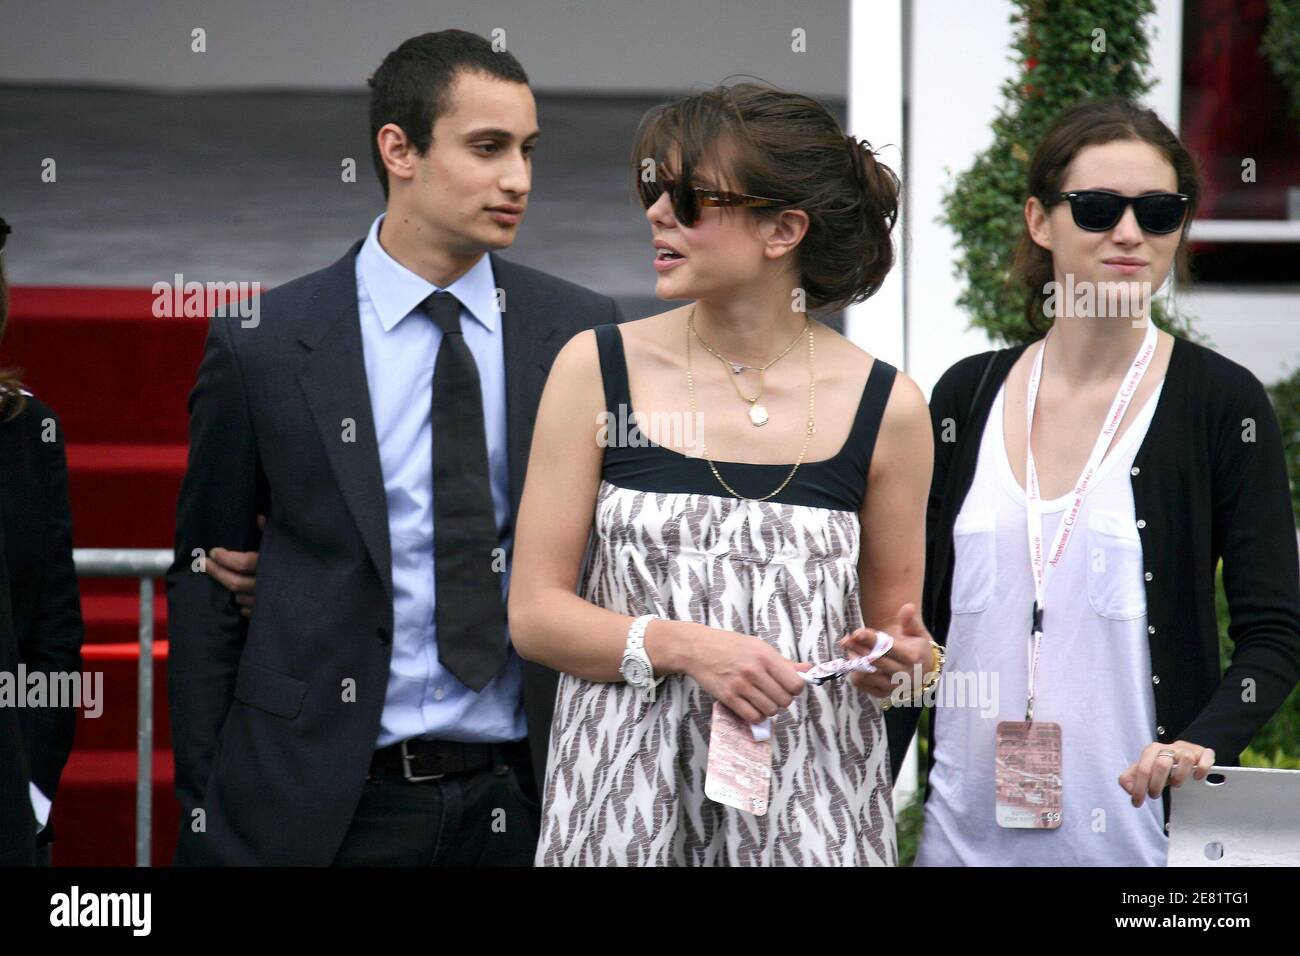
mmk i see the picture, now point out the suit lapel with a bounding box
[290,247,559,602]
[493,253,559,520]
[296,240,394,600]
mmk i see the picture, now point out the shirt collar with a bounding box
[357,213,499,333]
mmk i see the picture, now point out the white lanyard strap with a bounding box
[1022,321,1158,720]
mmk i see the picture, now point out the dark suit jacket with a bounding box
[166,239,622,864]
[0,522,34,866]
[0,394,84,861]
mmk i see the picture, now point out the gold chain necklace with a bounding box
[689,308,809,426]
[685,306,817,502]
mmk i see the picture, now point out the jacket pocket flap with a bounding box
[235,659,308,719]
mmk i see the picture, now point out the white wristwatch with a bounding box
[620,614,665,702]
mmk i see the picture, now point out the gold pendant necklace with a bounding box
[685,306,817,502]
[688,307,809,427]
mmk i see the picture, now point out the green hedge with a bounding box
[1270,366,1300,527]
[1262,0,1300,122]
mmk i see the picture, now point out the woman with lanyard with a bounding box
[890,97,1300,866]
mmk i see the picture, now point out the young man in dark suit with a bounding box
[167,30,622,865]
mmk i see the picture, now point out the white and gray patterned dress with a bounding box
[535,323,899,866]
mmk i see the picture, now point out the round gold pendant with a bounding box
[749,404,769,427]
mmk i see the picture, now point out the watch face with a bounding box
[621,656,648,686]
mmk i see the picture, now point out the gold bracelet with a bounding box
[924,640,945,689]
[880,640,944,711]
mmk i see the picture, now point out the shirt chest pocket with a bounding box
[1085,508,1147,620]
[950,508,996,614]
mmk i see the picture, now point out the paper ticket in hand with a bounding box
[800,631,895,685]
[705,701,773,816]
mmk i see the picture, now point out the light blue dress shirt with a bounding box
[355,213,526,748]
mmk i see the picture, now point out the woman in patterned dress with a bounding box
[509,82,939,866]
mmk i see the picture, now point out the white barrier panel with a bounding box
[1168,766,1300,866]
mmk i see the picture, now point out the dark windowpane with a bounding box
[1180,0,1300,221]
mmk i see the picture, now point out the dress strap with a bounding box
[846,357,898,477]
[592,323,633,422]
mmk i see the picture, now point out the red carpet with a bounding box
[5,286,208,865]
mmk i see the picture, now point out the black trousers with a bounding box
[332,742,541,866]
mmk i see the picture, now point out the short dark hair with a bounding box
[367,30,530,199]
[629,80,900,313]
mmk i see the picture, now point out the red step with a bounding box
[50,749,180,867]
[74,642,171,751]
[66,443,186,548]
[4,286,206,444]
[81,591,169,646]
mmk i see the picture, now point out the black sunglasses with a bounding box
[1046,190,1189,235]
[0,218,9,253]
[637,165,791,226]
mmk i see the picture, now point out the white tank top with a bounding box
[915,377,1168,867]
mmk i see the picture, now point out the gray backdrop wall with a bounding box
[0,0,848,96]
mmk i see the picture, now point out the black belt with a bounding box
[370,737,527,783]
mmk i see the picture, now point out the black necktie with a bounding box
[424,291,507,691]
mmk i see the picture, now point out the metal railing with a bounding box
[73,548,171,867]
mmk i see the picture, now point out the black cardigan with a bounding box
[0,393,84,853]
[884,335,1300,823]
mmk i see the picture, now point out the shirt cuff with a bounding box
[30,783,51,832]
